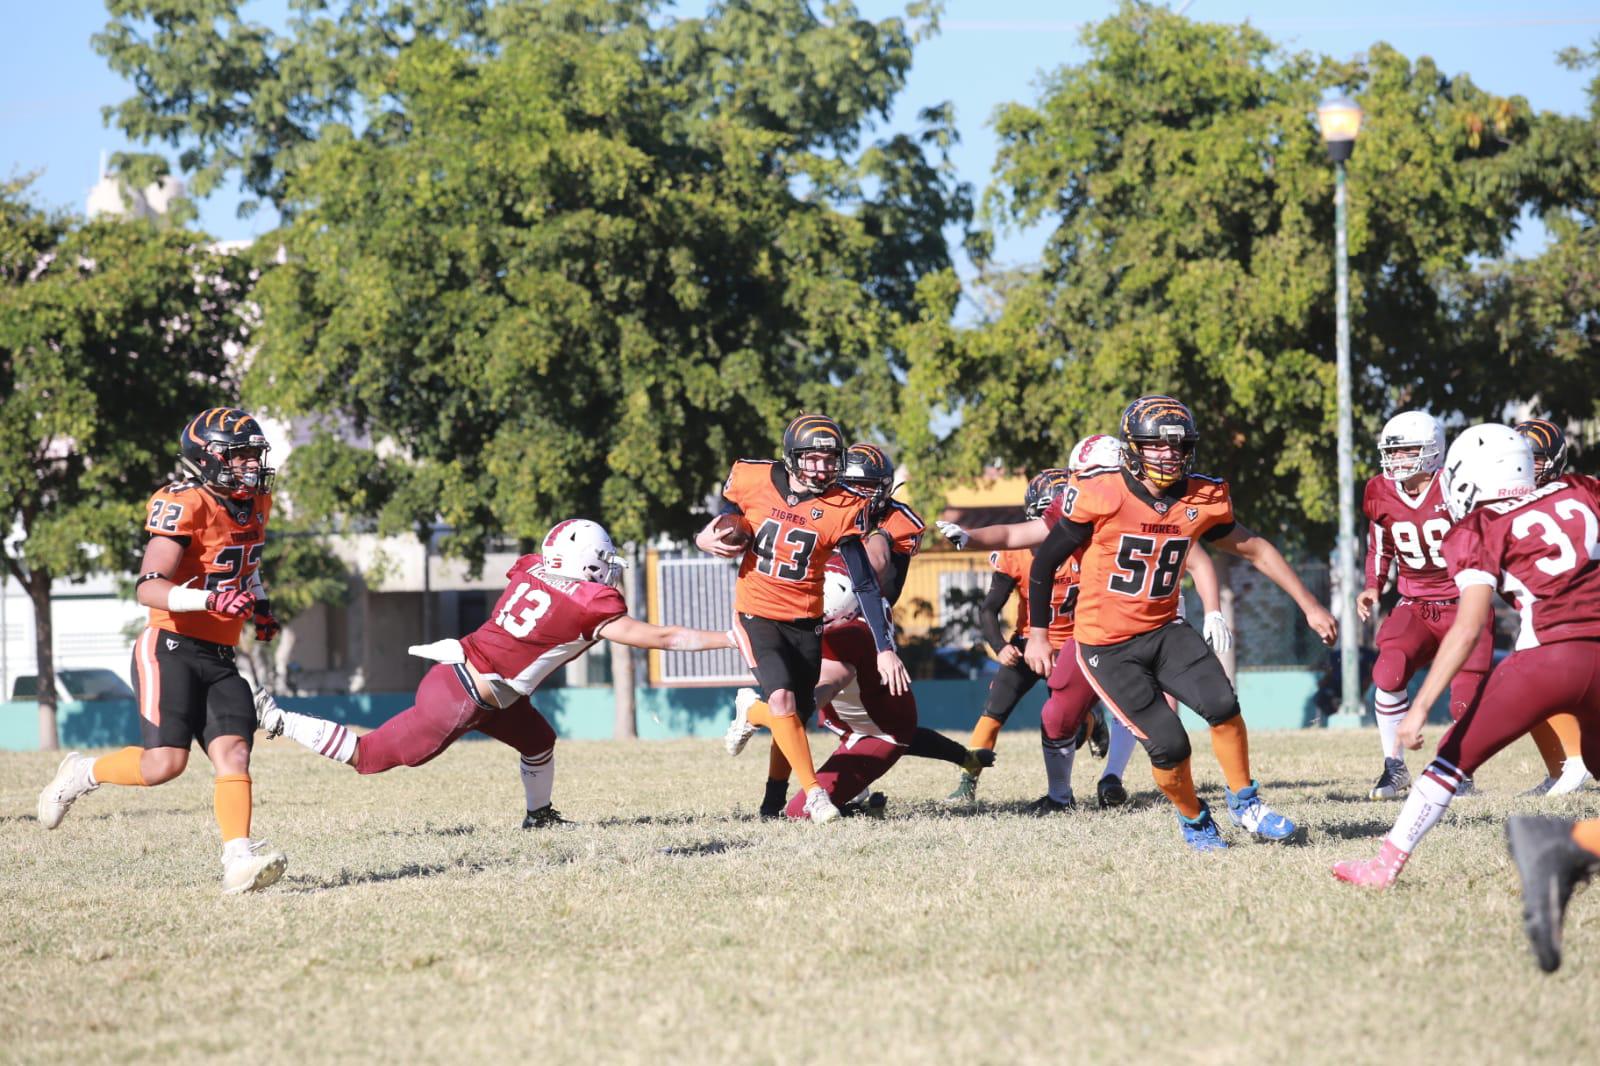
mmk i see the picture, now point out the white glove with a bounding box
[936,520,970,550]
[1202,611,1233,653]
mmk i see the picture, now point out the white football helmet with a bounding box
[1442,424,1535,520]
[822,558,859,623]
[1069,433,1123,474]
[541,519,625,586]
[1378,410,1445,481]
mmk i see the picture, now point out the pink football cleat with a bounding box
[1332,839,1410,889]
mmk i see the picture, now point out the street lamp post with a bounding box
[1317,96,1364,719]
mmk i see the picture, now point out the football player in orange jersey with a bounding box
[696,414,908,823]
[939,438,1228,810]
[1024,397,1336,850]
[1512,419,1592,796]
[36,408,287,893]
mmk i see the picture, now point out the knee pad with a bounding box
[1370,649,1409,695]
[1139,718,1191,770]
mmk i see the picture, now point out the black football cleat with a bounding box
[522,804,570,829]
[1506,816,1598,973]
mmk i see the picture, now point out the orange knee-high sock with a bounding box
[1548,713,1584,759]
[744,701,794,780]
[1209,715,1253,793]
[968,716,1003,755]
[92,746,148,787]
[1572,819,1600,858]
[766,713,817,792]
[1529,719,1567,777]
[1151,760,1203,819]
[213,773,252,844]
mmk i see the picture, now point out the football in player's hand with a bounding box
[710,513,752,548]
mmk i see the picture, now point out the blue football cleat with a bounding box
[1225,780,1298,842]
[1179,805,1229,852]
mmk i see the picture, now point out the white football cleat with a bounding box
[1547,757,1593,796]
[37,752,97,829]
[803,786,840,825]
[725,687,760,757]
[222,839,288,895]
[253,687,285,738]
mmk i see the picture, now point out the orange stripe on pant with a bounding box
[1074,643,1147,741]
[730,612,758,672]
[136,628,161,726]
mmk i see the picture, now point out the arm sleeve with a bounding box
[979,572,1016,653]
[1029,521,1092,629]
[838,536,895,653]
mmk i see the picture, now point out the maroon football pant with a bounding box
[1373,598,1493,720]
[356,662,556,774]
[1435,640,1600,777]
[1039,637,1101,742]
[783,733,902,819]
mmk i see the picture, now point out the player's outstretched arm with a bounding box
[1398,584,1493,751]
[937,517,1049,551]
[595,615,736,652]
[1211,523,1337,646]
[1184,543,1231,652]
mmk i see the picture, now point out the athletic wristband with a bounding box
[166,585,212,613]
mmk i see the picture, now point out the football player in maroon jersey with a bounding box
[1355,410,1493,801]
[1334,425,1600,888]
[253,520,735,827]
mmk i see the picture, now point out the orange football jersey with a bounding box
[1066,470,1233,646]
[143,482,271,645]
[992,549,1079,649]
[875,500,926,558]
[722,460,869,620]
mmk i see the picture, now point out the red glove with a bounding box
[253,599,281,643]
[206,587,256,618]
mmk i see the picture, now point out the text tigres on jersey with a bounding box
[1363,473,1457,600]
[143,481,271,646]
[460,554,627,694]
[991,548,1079,649]
[1067,469,1234,647]
[721,460,869,620]
[1443,476,1600,650]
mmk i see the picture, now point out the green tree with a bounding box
[901,1,1553,543]
[98,0,973,564]
[0,182,254,747]
[239,522,351,691]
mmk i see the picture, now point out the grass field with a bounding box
[3,727,1596,1064]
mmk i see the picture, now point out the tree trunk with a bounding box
[610,541,640,740]
[1213,551,1238,684]
[28,569,58,751]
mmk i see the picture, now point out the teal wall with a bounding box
[0,668,1454,751]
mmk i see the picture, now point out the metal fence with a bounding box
[1231,561,1334,669]
[649,551,752,685]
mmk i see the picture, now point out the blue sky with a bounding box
[4,1,1596,265]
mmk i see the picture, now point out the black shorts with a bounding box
[130,627,255,750]
[1077,622,1239,769]
[734,614,824,719]
[982,637,1042,722]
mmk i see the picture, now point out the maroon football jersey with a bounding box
[1363,473,1457,599]
[1443,476,1600,650]
[818,618,915,744]
[459,554,627,695]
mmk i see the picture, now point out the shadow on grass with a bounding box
[379,823,478,838]
[658,839,756,858]
[279,854,517,893]
[595,811,707,829]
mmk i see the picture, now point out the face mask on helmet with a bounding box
[821,558,859,623]
[1378,411,1445,482]
[541,519,625,586]
[783,414,845,494]
[840,443,896,519]
[1442,424,1536,521]
[1514,418,1568,487]
[1023,469,1072,519]
[179,407,275,499]
[1120,396,1199,490]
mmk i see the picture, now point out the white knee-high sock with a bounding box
[1385,757,1462,854]
[1041,735,1076,803]
[1375,688,1410,759]
[520,749,554,811]
[1103,713,1136,780]
[280,709,357,765]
